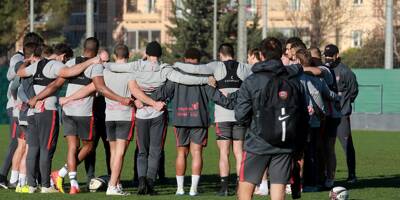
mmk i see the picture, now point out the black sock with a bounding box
[220,176,229,189]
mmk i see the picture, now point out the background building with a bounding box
[114,0,400,53]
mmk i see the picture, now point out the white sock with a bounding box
[58,164,68,178]
[69,172,79,188]
[176,175,184,190]
[259,179,268,191]
[10,170,19,184]
[190,175,200,192]
[18,174,27,186]
[50,178,54,187]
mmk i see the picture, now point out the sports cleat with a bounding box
[106,186,130,196]
[146,178,158,195]
[19,185,30,193]
[69,186,80,194]
[217,188,228,196]
[28,186,37,193]
[175,188,185,196]
[189,189,198,196]
[41,187,59,193]
[285,184,292,194]
[0,175,8,189]
[347,176,357,184]
[137,177,147,195]
[8,181,17,189]
[15,185,21,193]
[51,171,64,193]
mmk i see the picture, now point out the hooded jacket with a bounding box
[326,58,358,116]
[234,59,308,155]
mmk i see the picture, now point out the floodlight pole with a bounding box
[213,0,218,60]
[237,0,247,63]
[86,0,94,38]
[384,0,393,69]
[262,0,268,39]
[30,0,34,32]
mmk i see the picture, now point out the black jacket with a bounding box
[328,59,358,116]
[151,80,233,127]
[233,59,308,155]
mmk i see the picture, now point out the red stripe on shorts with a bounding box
[215,122,221,136]
[160,115,167,148]
[88,115,94,140]
[47,111,56,150]
[11,121,17,139]
[128,110,135,141]
[239,151,247,182]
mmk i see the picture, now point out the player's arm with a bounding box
[128,80,165,111]
[234,81,253,125]
[29,77,66,107]
[58,57,101,78]
[320,81,340,101]
[60,83,96,106]
[347,71,359,102]
[173,62,215,75]
[16,61,35,78]
[150,80,175,101]
[206,85,235,110]
[92,76,132,106]
[303,66,322,76]
[106,60,141,73]
[162,65,209,85]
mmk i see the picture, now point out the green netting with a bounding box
[353,69,400,113]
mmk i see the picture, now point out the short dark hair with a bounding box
[23,32,44,46]
[309,47,322,58]
[291,41,307,51]
[285,37,303,46]
[295,49,312,66]
[248,47,261,61]
[218,43,235,58]
[83,37,100,54]
[114,44,129,59]
[184,48,202,61]
[41,45,54,57]
[23,42,42,58]
[259,37,283,60]
[54,43,74,60]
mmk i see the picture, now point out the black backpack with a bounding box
[257,71,303,147]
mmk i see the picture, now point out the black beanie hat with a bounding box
[146,41,162,57]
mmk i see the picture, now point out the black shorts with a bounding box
[239,152,292,185]
[63,113,95,141]
[16,124,26,140]
[323,117,341,138]
[173,127,208,147]
[215,122,246,140]
[106,121,134,141]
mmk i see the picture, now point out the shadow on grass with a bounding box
[333,174,400,190]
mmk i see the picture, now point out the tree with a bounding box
[166,0,261,62]
[286,0,354,47]
[167,0,215,61]
[0,0,70,56]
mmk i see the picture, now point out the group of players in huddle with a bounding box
[0,32,358,200]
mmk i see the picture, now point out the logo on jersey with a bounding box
[278,91,288,100]
[192,102,199,110]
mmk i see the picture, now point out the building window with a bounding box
[126,30,161,50]
[148,0,156,13]
[353,0,363,5]
[127,0,138,12]
[352,30,362,48]
[245,0,257,19]
[291,0,301,11]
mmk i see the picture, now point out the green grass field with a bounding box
[0,125,399,199]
